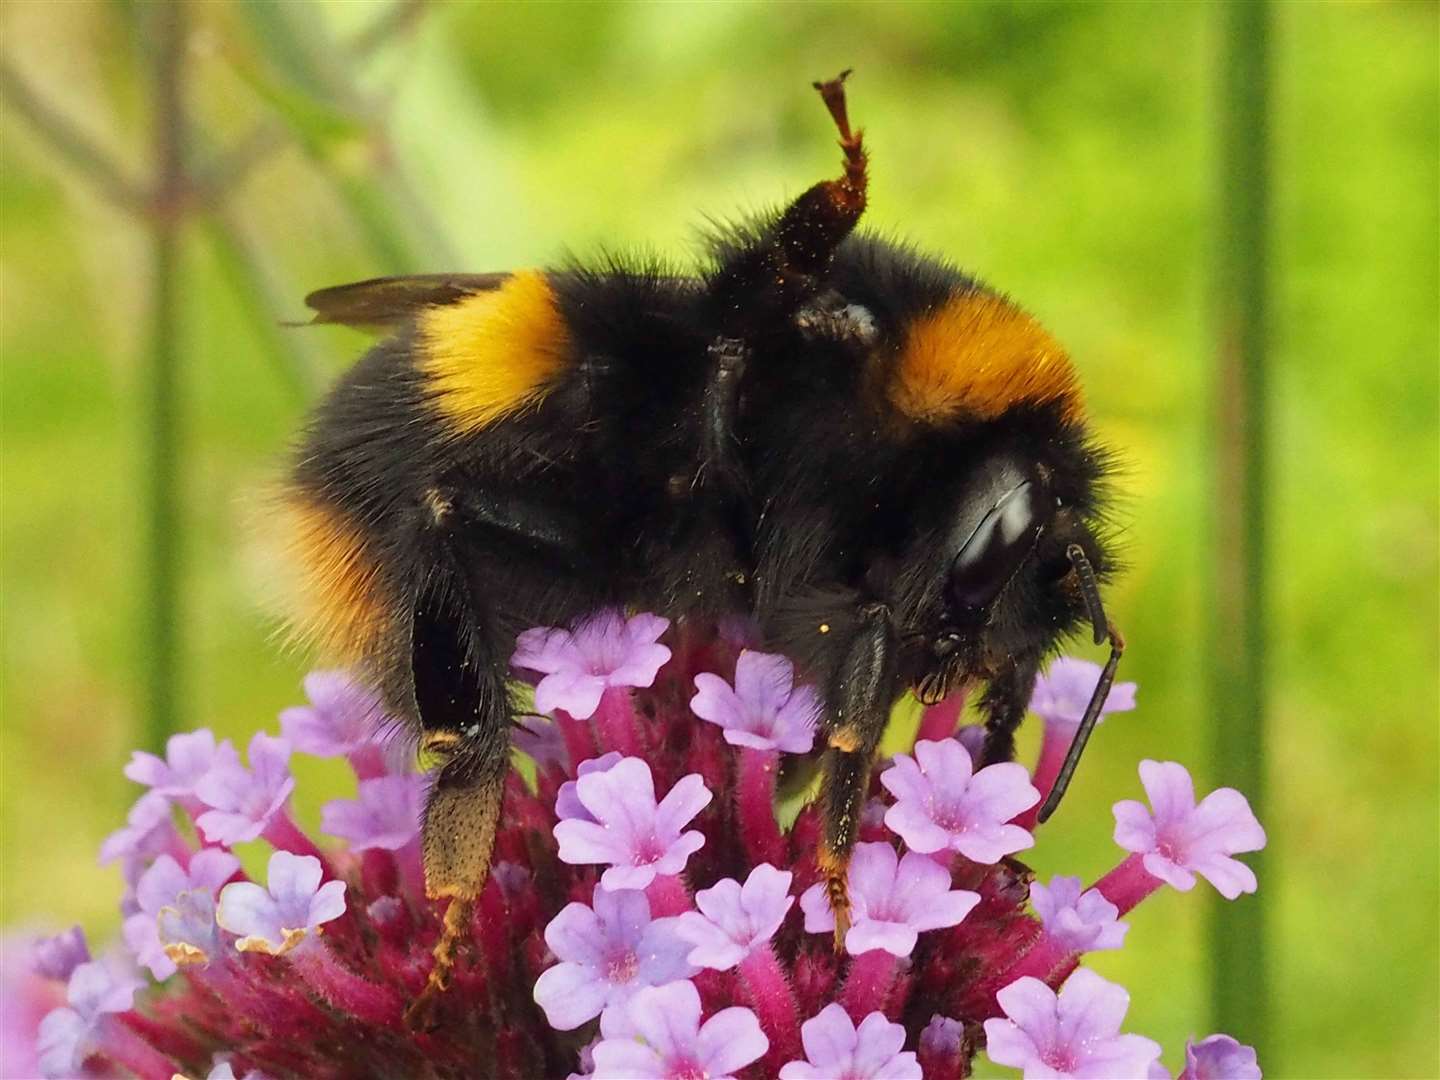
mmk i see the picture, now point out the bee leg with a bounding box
[978,652,1043,766]
[403,570,514,1028]
[700,336,749,491]
[815,600,899,951]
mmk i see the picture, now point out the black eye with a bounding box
[949,479,1047,612]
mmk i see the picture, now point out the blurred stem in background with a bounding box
[144,0,187,752]
[1210,0,1271,1063]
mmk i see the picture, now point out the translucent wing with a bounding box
[303,272,512,332]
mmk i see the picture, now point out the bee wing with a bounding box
[303,272,512,332]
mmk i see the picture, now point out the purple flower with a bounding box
[279,670,387,759]
[983,969,1162,1079]
[554,757,711,890]
[880,739,1038,862]
[690,650,819,753]
[30,928,90,982]
[123,849,240,978]
[590,979,767,1080]
[533,887,697,1030]
[156,890,224,968]
[800,842,980,957]
[1179,1034,1261,1080]
[1112,761,1266,899]
[1031,659,1137,733]
[555,751,625,823]
[194,733,296,846]
[216,851,346,956]
[321,774,426,851]
[124,729,239,801]
[1030,875,1128,954]
[919,1015,967,1069]
[512,610,672,720]
[36,960,141,1078]
[98,790,178,868]
[675,864,793,970]
[779,1004,921,1079]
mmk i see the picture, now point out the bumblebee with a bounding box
[283,73,1122,1004]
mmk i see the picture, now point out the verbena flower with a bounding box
[982,969,1163,1078]
[25,616,1265,1079]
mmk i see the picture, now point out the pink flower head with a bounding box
[512,610,671,720]
[674,864,794,970]
[194,733,297,847]
[555,751,625,823]
[983,969,1162,1079]
[1178,1034,1261,1080]
[590,979,767,1080]
[216,851,346,956]
[1112,761,1266,899]
[800,842,980,957]
[279,671,386,758]
[1031,659,1137,734]
[553,757,710,890]
[533,887,696,1030]
[778,1003,921,1079]
[124,729,239,802]
[880,739,1039,862]
[123,849,240,978]
[321,773,426,852]
[1030,875,1128,954]
[690,650,819,753]
[30,927,91,983]
[98,790,178,868]
[36,960,142,1078]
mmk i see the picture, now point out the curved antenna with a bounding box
[1036,621,1126,824]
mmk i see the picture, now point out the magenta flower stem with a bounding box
[96,1013,176,1080]
[1014,728,1069,831]
[840,948,899,1020]
[737,942,802,1069]
[994,933,1080,989]
[593,687,642,757]
[262,809,331,865]
[555,709,597,768]
[645,873,692,917]
[736,748,785,866]
[916,692,966,743]
[289,940,402,1026]
[1092,852,1166,915]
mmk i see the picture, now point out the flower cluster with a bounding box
[8,615,1266,1079]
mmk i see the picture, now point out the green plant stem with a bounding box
[144,0,187,751]
[1210,0,1270,1061]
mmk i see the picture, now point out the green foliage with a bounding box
[1,2,1435,1076]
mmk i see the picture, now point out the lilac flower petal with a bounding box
[1180,1034,1262,1080]
[124,730,238,799]
[986,971,1162,1079]
[677,865,793,970]
[691,651,818,754]
[800,843,979,957]
[694,1005,770,1076]
[1031,658,1137,733]
[535,960,613,1031]
[780,1005,919,1080]
[279,671,386,758]
[194,734,296,846]
[321,774,426,851]
[1031,875,1128,953]
[555,752,625,823]
[514,612,671,720]
[1114,761,1265,900]
[881,740,1037,863]
[30,928,90,982]
[555,758,709,890]
[98,791,175,866]
[535,669,606,719]
[216,852,345,956]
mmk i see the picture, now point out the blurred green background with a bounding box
[2,2,1435,1077]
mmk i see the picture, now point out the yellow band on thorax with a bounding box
[418,270,571,434]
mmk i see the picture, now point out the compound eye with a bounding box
[949,479,1047,612]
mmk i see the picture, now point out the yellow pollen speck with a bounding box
[819,623,831,634]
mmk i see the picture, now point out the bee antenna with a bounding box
[1036,621,1126,824]
[1065,543,1109,646]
